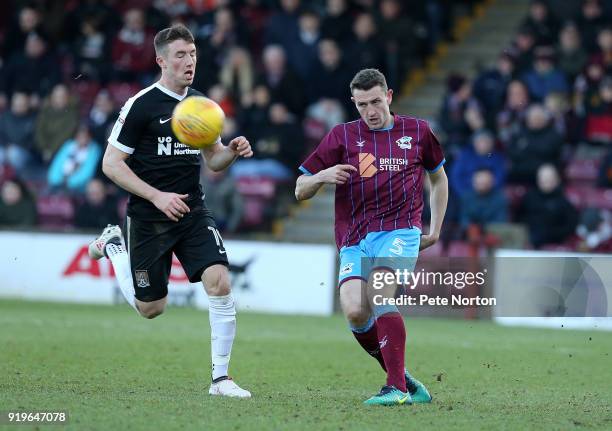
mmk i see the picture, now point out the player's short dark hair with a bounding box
[154,24,195,56]
[350,68,388,94]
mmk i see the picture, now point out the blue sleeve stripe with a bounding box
[299,166,314,176]
[426,158,446,173]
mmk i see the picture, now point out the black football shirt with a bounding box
[108,82,213,221]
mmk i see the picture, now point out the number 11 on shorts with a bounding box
[207,226,226,254]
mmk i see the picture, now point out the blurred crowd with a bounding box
[0,0,472,234]
[436,0,612,252]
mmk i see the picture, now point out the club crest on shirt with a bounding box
[135,270,150,288]
[396,136,412,149]
[340,262,355,275]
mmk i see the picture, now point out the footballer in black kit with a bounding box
[108,83,224,301]
[90,23,252,398]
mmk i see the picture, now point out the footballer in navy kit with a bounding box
[88,24,252,398]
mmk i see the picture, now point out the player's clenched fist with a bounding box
[152,191,191,222]
[317,164,357,185]
[228,136,253,158]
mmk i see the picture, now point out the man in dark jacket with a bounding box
[508,104,563,184]
[520,164,578,248]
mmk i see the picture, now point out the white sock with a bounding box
[105,243,138,313]
[209,294,236,380]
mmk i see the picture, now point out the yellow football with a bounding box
[171,96,225,149]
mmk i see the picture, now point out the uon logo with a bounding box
[359,153,377,177]
[158,136,173,155]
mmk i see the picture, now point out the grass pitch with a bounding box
[1,300,611,430]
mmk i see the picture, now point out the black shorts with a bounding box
[124,210,229,302]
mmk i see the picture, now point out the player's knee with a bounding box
[344,305,370,327]
[202,266,231,296]
[136,299,166,319]
[140,307,164,319]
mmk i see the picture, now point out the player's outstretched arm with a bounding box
[102,144,190,222]
[295,164,357,201]
[420,166,448,250]
[202,136,252,172]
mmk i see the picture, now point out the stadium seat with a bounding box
[107,82,141,106]
[71,81,101,118]
[585,115,612,144]
[36,194,75,229]
[583,188,612,211]
[564,186,612,210]
[235,177,277,228]
[565,158,599,185]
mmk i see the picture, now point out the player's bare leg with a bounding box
[203,264,251,398]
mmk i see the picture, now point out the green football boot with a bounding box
[363,385,412,406]
[405,370,432,403]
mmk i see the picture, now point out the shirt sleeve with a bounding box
[299,127,342,176]
[107,97,143,154]
[421,122,445,173]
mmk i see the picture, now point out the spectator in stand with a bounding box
[520,164,578,248]
[508,26,536,75]
[577,0,608,53]
[0,33,61,108]
[219,47,255,103]
[306,98,347,134]
[62,0,121,45]
[237,0,271,57]
[264,0,301,47]
[557,22,588,82]
[35,84,80,164]
[520,0,559,46]
[376,0,427,89]
[1,6,46,60]
[200,166,244,233]
[0,178,37,227]
[284,9,322,80]
[598,149,612,187]
[321,0,354,46]
[439,73,479,151]
[88,90,117,149]
[460,168,508,228]
[309,39,352,111]
[574,61,606,119]
[0,93,37,171]
[508,104,563,184]
[238,84,271,144]
[584,76,612,144]
[47,125,101,193]
[576,207,612,252]
[522,46,569,101]
[195,7,248,92]
[207,84,236,118]
[497,80,531,146]
[473,53,515,129]
[590,26,612,74]
[450,130,506,197]
[72,17,111,83]
[346,12,384,75]
[544,92,577,143]
[258,44,305,115]
[111,9,156,84]
[232,103,304,180]
[74,178,119,229]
